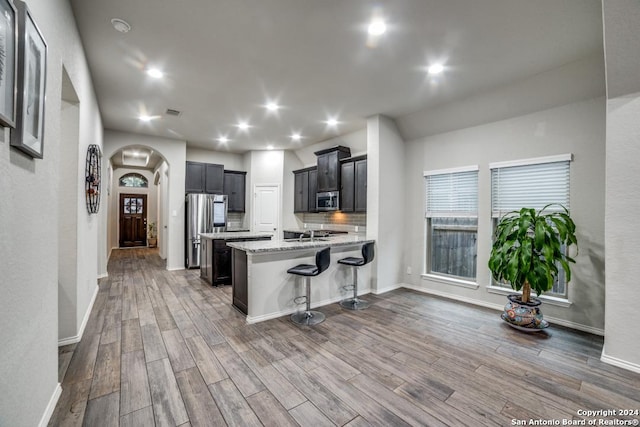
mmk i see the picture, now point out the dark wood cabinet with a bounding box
[340,161,355,212]
[186,161,224,194]
[224,170,246,212]
[355,158,367,212]
[294,169,310,213]
[340,156,367,213]
[232,248,248,314]
[315,146,351,192]
[308,168,318,212]
[213,239,232,284]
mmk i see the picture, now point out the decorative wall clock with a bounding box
[85,144,101,214]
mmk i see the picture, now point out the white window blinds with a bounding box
[490,155,571,217]
[425,167,478,218]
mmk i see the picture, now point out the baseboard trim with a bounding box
[372,283,403,295]
[167,266,185,271]
[401,283,604,336]
[97,272,108,279]
[246,288,372,324]
[58,284,99,347]
[601,350,640,374]
[38,382,62,427]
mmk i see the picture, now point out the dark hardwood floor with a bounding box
[50,248,640,426]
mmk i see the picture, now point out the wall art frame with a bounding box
[0,0,17,128]
[85,144,102,214]
[10,0,46,158]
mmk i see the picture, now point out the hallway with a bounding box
[51,249,640,426]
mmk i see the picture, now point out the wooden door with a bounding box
[119,194,147,247]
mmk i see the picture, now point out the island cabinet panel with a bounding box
[213,240,232,285]
[232,249,248,314]
[185,161,224,194]
[315,146,351,192]
[340,161,355,212]
[223,170,246,212]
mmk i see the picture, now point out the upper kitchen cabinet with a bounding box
[315,146,351,192]
[294,168,310,213]
[223,170,246,212]
[340,156,367,212]
[308,168,318,213]
[185,161,224,194]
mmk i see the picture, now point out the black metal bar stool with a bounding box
[288,247,331,326]
[338,242,375,310]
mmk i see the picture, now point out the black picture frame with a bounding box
[10,0,46,159]
[0,0,17,128]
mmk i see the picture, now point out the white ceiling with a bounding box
[70,0,603,153]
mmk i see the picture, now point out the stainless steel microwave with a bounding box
[317,191,339,211]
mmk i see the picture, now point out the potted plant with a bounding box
[488,204,577,331]
[147,221,158,248]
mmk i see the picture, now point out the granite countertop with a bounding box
[200,231,273,240]
[226,234,373,253]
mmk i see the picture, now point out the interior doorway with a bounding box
[254,184,280,236]
[119,194,148,247]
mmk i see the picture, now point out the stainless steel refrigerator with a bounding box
[185,193,227,268]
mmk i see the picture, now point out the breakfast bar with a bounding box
[227,235,375,323]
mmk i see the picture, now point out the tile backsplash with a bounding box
[227,212,245,229]
[300,212,366,232]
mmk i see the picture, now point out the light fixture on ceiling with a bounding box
[267,145,274,150]
[139,114,153,122]
[291,133,301,142]
[427,63,444,75]
[265,102,280,112]
[326,118,339,127]
[218,136,229,143]
[147,68,164,79]
[237,121,250,131]
[111,18,131,33]
[368,18,386,36]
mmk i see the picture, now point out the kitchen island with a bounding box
[200,231,273,286]
[227,234,374,323]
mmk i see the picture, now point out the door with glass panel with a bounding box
[119,194,147,247]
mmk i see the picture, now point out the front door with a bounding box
[119,194,147,247]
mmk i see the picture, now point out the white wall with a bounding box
[402,97,606,332]
[108,168,158,250]
[282,150,304,230]
[104,130,186,270]
[294,128,366,167]
[157,161,170,259]
[602,0,640,372]
[0,0,104,425]
[186,147,245,171]
[246,150,284,233]
[367,115,406,293]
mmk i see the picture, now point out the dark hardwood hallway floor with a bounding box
[51,248,640,426]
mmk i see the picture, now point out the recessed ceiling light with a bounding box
[267,145,274,150]
[237,121,250,131]
[427,63,444,75]
[326,118,339,127]
[291,133,301,141]
[147,68,164,79]
[368,19,386,36]
[265,102,279,112]
[218,136,229,143]
[111,18,131,33]
[139,115,153,122]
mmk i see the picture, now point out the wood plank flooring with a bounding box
[51,248,640,426]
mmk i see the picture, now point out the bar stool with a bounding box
[338,242,375,310]
[288,247,331,326]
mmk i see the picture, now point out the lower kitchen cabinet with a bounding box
[201,236,271,287]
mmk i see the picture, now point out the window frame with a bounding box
[423,165,479,285]
[489,154,572,299]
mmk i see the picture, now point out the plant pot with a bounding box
[148,238,157,248]
[501,294,549,331]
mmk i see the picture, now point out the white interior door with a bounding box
[254,184,280,236]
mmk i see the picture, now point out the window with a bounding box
[119,173,148,188]
[425,166,478,281]
[490,154,571,297]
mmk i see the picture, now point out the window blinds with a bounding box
[425,169,478,218]
[491,158,570,217]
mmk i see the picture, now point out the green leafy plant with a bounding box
[488,204,577,303]
[147,221,157,239]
